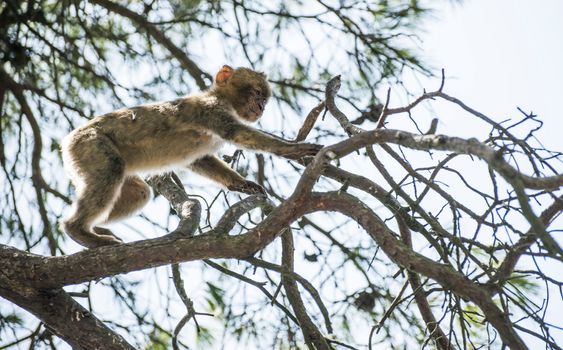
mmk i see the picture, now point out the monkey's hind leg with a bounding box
[92,176,150,241]
[102,175,151,224]
[62,138,127,248]
[63,182,127,248]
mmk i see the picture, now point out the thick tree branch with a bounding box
[303,192,528,350]
[2,185,534,349]
[0,279,133,350]
[280,229,330,350]
[0,191,299,288]
[304,128,563,255]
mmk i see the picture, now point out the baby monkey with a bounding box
[61,65,322,248]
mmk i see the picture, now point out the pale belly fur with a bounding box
[123,132,225,174]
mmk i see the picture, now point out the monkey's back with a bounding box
[62,95,226,177]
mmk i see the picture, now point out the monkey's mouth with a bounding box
[248,107,264,120]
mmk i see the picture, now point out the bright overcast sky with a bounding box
[416,1,563,346]
[418,0,563,151]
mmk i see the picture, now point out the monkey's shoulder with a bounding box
[178,93,235,114]
[173,93,241,127]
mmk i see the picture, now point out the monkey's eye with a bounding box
[252,88,262,97]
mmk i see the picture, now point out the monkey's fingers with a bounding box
[283,143,324,160]
[228,180,267,196]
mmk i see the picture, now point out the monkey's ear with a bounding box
[216,65,234,85]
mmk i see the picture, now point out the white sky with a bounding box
[413,0,563,347]
[418,0,563,151]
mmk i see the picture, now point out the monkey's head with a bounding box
[213,65,272,122]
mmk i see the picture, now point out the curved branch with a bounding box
[213,194,274,234]
[1,191,295,289]
[488,195,563,290]
[0,280,134,350]
[312,129,562,255]
[303,192,528,350]
[322,165,450,348]
[246,256,333,335]
[280,229,330,349]
[324,75,363,136]
[1,67,60,254]
[1,184,532,349]
[146,173,201,236]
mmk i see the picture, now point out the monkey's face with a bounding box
[238,86,269,122]
[215,67,272,123]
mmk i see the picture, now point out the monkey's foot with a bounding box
[68,231,122,248]
[228,180,267,196]
[93,227,124,242]
[63,221,122,248]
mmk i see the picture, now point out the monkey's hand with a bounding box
[281,143,323,161]
[228,180,267,196]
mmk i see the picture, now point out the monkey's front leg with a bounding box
[218,121,323,161]
[190,155,266,195]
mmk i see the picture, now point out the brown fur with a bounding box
[61,66,322,248]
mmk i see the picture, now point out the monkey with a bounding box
[61,65,323,248]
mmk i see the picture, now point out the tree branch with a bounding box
[488,194,563,291]
[303,192,528,350]
[280,229,330,349]
[0,279,134,350]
